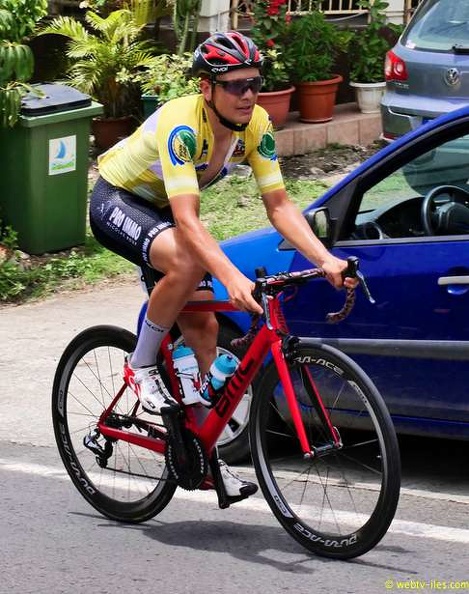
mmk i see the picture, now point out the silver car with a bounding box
[381,0,469,140]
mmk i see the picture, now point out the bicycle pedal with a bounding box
[83,428,113,467]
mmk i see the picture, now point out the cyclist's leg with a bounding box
[176,288,218,376]
[145,229,212,329]
[90,177,208,411]
[90,177,207,328]
[133,211,257,501]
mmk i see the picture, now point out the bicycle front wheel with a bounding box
[52,325,176,523]
[250,341,400,559]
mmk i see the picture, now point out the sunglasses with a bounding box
[214,76,264,96]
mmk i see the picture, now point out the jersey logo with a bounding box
[233,139,245,157]
[168,125,197,165]
[258,131,277,161]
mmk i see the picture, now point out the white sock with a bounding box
[131,316,170,368]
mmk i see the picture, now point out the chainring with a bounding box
[165,430,208,491]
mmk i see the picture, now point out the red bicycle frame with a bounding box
[97,295,336,458]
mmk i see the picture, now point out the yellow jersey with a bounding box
[98,94,285,209]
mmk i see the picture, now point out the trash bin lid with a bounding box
[21,83,92,116]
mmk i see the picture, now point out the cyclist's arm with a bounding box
[261,188,354,289]
[245,111,350,287]
[170,194,262,313]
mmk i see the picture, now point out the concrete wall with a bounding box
[386,0,406,24]
[200,0,231,33]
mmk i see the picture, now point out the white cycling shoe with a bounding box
[218,460,258,499]
[126,359,179,414]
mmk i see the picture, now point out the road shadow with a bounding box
[85,516,417,575]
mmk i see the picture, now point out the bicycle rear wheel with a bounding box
[250,341,400,559]
[52,325,176,523]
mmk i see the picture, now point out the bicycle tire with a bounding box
[52,325,176,523]
[250,341,400,559]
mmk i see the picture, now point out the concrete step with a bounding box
[275,102,382,156]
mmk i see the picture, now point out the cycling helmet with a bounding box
[192,31,263,78]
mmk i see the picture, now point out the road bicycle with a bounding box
[52,257,400,559]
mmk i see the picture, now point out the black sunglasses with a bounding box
[214,76,264,96]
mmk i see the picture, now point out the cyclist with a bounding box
[89,30,356,503]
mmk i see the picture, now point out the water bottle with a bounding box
[201,353,238,402]
[172,345,201,405]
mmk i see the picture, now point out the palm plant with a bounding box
[38,9,158,119]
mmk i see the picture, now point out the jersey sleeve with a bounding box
[246,106,285,195]
[156,102,201,199]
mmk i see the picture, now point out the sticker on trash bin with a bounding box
[49,136,76,175]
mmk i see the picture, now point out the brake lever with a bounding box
[343,256,376,305]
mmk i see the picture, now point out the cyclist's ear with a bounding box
[200,76,211,99]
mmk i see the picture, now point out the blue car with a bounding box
[214,105,469,462]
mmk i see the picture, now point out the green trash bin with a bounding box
[141,93,160,119]
[0,83,103,255]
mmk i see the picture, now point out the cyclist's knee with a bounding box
[181,312,219,346]
[155,251,205,288]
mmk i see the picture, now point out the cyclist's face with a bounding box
[204,67,261,124]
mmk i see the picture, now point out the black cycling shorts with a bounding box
[89,176,212,291]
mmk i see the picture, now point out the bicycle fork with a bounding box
[271,337,342,459]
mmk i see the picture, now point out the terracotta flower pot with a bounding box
[256,86,295,129]
[91,115,137,152]
[296,75,343,123]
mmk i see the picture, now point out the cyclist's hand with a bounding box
[320,256,359,290]
[226,274,263,314]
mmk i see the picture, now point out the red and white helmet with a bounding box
[192,31,263,78]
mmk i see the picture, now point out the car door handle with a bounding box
[438,275,469,286]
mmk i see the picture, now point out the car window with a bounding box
[352,134,469,240]
[403,0,469,51]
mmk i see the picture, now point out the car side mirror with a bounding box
[305,208,332,248]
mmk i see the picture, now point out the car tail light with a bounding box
[385,50,408,82]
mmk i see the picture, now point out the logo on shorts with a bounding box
[258,131,277,161]
[168,125,197,165]
[107,206,142,244]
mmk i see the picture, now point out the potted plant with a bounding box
[249,0,295,129]
[0,0,48,128]
[349,0,402,113]
[285,7,351,123]
[37,8,157,150]
[136,52,200,118]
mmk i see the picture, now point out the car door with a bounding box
[285,127,469,438]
